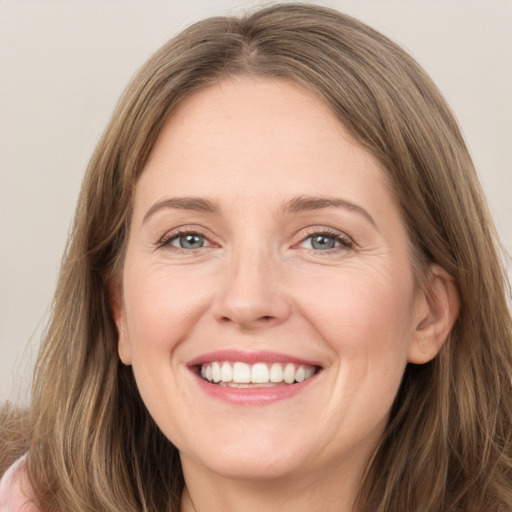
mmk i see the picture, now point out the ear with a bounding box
[109,282,132,366]
[407,264,460,364]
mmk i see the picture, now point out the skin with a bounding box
[112,77,458,512]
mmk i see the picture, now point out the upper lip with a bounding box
[187,350,322,368]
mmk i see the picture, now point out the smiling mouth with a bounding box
[197,361,320,388]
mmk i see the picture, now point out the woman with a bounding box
[1,3,511,511]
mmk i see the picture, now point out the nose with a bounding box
[211,245,292,330]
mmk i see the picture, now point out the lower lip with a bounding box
[192,372,319,405]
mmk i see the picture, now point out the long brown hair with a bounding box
[0,402,30,475]
[21,4,512,511]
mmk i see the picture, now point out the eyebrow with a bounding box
[143,197,219,223]
[142,194,376,228]
[283,195,377,227]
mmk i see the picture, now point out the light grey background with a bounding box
[1,0,511,404]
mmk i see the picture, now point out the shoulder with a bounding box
[0,455,40,512]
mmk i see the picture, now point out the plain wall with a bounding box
[1,0,511,404]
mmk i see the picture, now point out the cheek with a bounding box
[121,265,213,368]
[120,267,210,438]
[303,263,414,341]
[296,263,416,393]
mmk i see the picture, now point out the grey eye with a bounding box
[175,233,205,249]
[310,235,336,250]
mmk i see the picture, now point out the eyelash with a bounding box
[296,227,354,253]
[158,228,213,252]
[157,227,354,253]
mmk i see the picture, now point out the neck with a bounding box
[180,458,367,512]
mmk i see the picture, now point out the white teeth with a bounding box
[232,362,251,383]
[269,362,283,383]
[251,363,269,383]
[221,361,232,382]
[199,361,317,386]
[295,365,306,382]
[283,363,295,384]
[212,362,221,383]
[305,367,315,380]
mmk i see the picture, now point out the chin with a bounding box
[180,432,314,482]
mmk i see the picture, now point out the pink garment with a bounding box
[0,456,39,512]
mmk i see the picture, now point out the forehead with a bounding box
[135,77,393,212]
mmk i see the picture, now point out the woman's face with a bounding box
[114,77,432,484]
